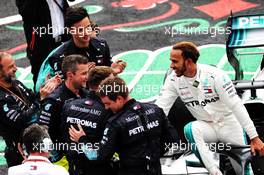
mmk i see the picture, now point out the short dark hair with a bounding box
[62,54,89,78]
[98,76,129,101]
[22,124,50,153]
[90,20,100,36]
[88,66,113,89]
[172,42,200,63]
[65,7,90,28]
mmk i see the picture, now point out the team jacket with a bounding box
[80,99,178,175]
[39,83,88,144]
[35,37,112,92]
[61,91,113,174]
[155,64,258,139]
[48,38,112,79]
[0,80,39,141]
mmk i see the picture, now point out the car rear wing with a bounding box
[233,79,264,99]
[226,14,264,80]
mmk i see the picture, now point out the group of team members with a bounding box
[1,51,178,175]
[1,5,264,175]
[1,6,178,175]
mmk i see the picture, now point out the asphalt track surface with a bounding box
[1,0,264,174]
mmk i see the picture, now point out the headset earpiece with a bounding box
[40,137,53,153]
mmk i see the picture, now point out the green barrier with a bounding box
[0,139,6,166]
[14,44,262,100]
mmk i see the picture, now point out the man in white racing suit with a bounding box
[155,41,264,175]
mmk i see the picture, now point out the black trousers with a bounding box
[68,158,116,175]
[119,162,162,175]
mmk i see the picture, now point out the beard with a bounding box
[175,63,187,77]
[3,74,16,83]
[73,81,86,90]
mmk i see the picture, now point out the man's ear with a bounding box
[116,95,124,103]
[66,71,73,79]
[185,58,193,67]
[17,143,28,160]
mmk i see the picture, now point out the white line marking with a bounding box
[17,67,32,81]
[0,15,21,26]
[121,71,167,75]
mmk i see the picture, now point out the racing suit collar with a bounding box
[122,98,137,110]
[86,90,102,103]
[110,98,136,119]
[23,155,51,164]
[71,37,97,50]
[62,82,87,98]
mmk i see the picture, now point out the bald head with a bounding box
[0,52,17,83]
[0,52,12,70]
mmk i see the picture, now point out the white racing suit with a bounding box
[155,64,257,174]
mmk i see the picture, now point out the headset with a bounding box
[22,137,53,157]
[40,137,53,153]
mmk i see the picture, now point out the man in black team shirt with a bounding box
[61,66,115,175]
[69,76,179,175]
[36,6,126,91]
[0,52,59,167]
[38,54,93,168]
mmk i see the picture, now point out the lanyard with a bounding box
[0,83,30,107]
